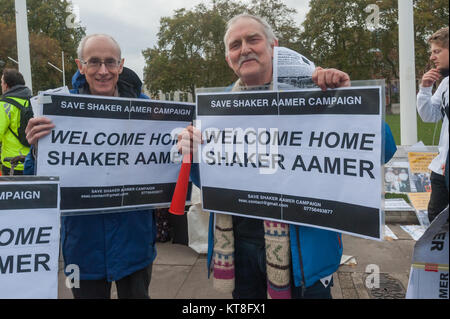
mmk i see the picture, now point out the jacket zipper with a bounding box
[296,228,307,297]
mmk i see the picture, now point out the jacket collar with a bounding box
[231,79,273,92]
[2,85,32,99]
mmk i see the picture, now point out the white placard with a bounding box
[0,177,60,299]
[406,207,449,299]
[36,93,194,215]
[196,86,384,240]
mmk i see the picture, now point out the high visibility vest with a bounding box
[0,97,31,170]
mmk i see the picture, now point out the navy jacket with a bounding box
[191,81,397,288]
[25,68,157,281]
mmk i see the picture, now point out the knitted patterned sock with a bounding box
[264,221,291,299]
[212,213,235,293]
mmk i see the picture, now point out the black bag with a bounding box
[155,208,172,242]
[1,97,34,147]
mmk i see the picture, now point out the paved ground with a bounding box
[57,222,417,299]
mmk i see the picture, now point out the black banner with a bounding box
[0,184,58,210]
[202,186,380,238]
[197,88,380,116]
[43,94,194,122]
[197,92,279,116]
[60,182,192,210]
[278,89,380,115]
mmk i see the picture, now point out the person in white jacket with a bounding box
[417,27,449,222]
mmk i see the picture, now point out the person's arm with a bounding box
[23,147,36,175]
[139,93,150,100]
[384,122,397,164]
[417,72,445,123]
[23,117,54,176]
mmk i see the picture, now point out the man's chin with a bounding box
[91,86,115,96]
[238,67,264,82]
[439,68,449,77]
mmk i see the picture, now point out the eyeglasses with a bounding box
[80,58,121,70]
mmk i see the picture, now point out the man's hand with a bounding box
[25,117,55,146]
[177,125,202,158]
[312,67,351,91]
[421,68,442,87]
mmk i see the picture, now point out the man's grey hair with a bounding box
[77,34,122,60]
[223,14,278,56]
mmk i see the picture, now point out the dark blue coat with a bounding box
[25,68,156,281]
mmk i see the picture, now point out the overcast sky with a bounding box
[70,0,311,80]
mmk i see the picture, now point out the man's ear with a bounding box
[271,39,279,57]
[75,59,84,75]
[225,55,233,69]
[118,58,125,74]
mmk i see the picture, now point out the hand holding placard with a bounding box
[169,154,192,215]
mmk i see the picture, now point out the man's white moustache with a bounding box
[239,55,259,66]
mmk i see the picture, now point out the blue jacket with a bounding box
[24,68,157,281]
[192,97,397,289]
[190,164,343,288]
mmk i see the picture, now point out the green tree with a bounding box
[143,1,241,99]
[0,21,64,92]
[0,0,85,92]
[248,0,304,52]
[143,0,304,100]
[301,0,392,80]
[301,0,449,82]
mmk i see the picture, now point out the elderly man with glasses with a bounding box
[24,34,156,299]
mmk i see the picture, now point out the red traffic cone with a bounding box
[169,154,192,215]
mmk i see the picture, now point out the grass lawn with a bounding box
[385,113,442,146]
